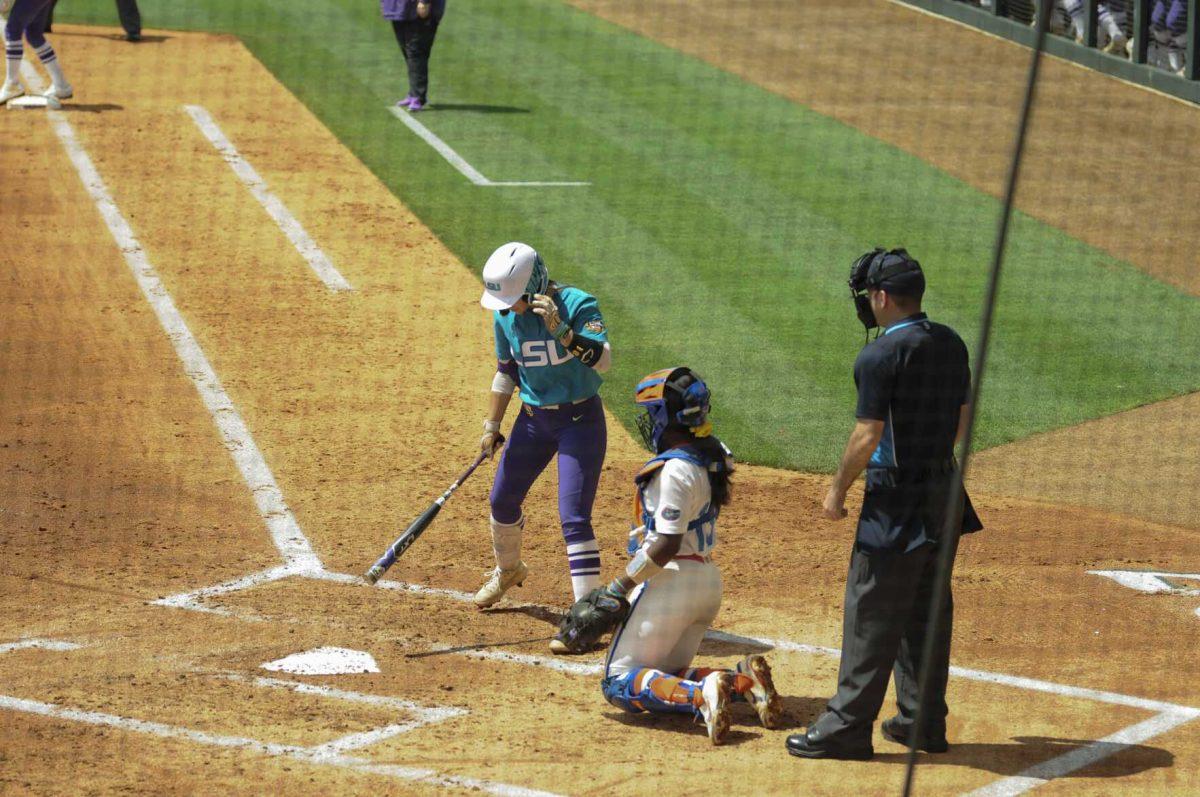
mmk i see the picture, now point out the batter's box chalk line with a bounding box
[0,687,549,797]
[151,562,1200,796]
[387,104,590,187]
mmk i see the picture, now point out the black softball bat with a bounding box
[363,435,503,584]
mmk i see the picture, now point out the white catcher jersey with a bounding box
[637,458,718,558]
[607,458,723,678]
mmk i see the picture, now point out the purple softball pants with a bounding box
[5,0,54,47]
[490,394,607,586]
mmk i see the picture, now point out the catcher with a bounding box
[553,367,783,744]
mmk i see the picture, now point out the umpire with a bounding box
[787,248,982,761]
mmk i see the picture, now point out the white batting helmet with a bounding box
[480,242,549,310]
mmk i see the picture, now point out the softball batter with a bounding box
[2,0,73,105]
[587,367,782,744]
[475,242,612,619]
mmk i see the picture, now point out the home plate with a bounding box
[261,647,380,675]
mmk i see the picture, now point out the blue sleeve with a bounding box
[494,315,513,361]
[562,290,608,343]
[854,344,893,421]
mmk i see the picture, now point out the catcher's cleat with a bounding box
[697,672,733,745]
[473,561,529,608]
[737,654,783,729]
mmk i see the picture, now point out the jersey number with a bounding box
[520,340,572,368]
[694,524,716,552]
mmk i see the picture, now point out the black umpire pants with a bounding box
[115,0,141,37]
[46,0,140,36]
[391,17,439,104]
[814,537,957,744]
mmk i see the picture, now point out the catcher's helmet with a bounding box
[634,366,712,452]
[480,242,549,311]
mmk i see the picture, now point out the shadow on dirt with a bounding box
[48,31,170,44]
[422,103,530,114]
[697,634,773,657]
[402,634,555,659]
[62,104,125,113]
[603,709,764,747]
[778,695,826,730]
[872,735,1175,777]
[483,604,564,627]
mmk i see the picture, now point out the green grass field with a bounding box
[60,0,1200,471]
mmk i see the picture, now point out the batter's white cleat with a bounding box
[697,672,733,745]
[0,82,24,105]
[473,561,529,608]
[737,654,783,729]
[42,83,73,101]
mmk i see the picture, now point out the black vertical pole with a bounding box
[1132,0,1151,64]
[1084,0,1100,46]
[899,1,1049,795]
[1187,0,1199,79]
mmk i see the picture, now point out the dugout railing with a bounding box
[900,0,1200,103]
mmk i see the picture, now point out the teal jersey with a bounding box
[493,286,608,406]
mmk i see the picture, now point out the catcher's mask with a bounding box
[848,247,925,331]
[634,366,712,453]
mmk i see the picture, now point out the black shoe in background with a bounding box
[881,717,949,753]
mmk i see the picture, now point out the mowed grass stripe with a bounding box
[60,0,1200,470]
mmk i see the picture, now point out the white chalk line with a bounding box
[0,693,560,797]
[26,59,318,572]
[151,564,314,615]
[0,638,82,655]
[1089,569,1200,596]
[162,567,1200,714]
[963,708,1200,797]
[182,104,353,292]
[386,105,590,187]
[222,674,467,759]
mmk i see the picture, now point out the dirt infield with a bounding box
[569,0,1200,532]
[1,23,1199,797]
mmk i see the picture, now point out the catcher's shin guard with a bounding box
[601,669,701,716]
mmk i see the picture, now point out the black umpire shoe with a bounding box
[881,717,949,753]
[786,727,873,761]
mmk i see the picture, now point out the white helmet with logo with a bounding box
[480,242,549,311]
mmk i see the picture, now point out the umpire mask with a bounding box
[847,248,925,331]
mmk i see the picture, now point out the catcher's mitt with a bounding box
[553,587,630,653]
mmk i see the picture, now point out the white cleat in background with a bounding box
[0,82,24,104]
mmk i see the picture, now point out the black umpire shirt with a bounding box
[853,312,983,553]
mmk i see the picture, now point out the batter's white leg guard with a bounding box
[490,514,524,570]
[474,516,528,608]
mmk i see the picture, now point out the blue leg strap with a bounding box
[601,669,700,716]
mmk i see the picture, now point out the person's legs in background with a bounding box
[25,0,71,99]
[390,20,418,108]
[116,0,141,41]
[403,16,439,109]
